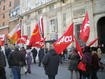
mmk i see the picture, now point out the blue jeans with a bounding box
[11,66,21,79]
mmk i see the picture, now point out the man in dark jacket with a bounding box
[4,44,11,65]
[8,47,25,79]
[42,47,60,79]
[31,48,37,64]
[38,47,44,66]
[0,46,7,79]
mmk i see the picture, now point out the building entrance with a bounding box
[97,17,105,53]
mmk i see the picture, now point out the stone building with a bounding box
[19,0,105,47]
[0,0,20,34]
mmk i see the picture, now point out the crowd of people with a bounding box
[0,43,104,79]
[0,44,61,79]
[68,46,104,79]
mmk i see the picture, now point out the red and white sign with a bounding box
[79,12,90,43]
[53,23,74,54]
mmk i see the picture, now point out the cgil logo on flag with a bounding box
[56,36,73,44]
[53,23,74,54]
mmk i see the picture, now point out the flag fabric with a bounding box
[8,24,21,44]
[74,36,83,58]
[28,24,42,46]
[53,23,74,54]
[39,16,44,36]
[16,35,28,44]
[79,12,90,43]
[29,37,45,47]
[0,34,5,46]
[88,38,99,46]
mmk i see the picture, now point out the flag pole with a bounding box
[19,16,22,47]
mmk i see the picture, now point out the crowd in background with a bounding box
[0,43,105,79]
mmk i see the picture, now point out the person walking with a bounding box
[38,47,44,66]
[91,47,100,79]
[42,46,60,79]
[0,46,7,79]
[25,46,32,74]
[8,46,25,79]
[31,48,37,64]
[4,44,11,64]
[81,46,92,79]
[68,48,80,79]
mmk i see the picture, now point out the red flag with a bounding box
[16,35,28,44]
[53,23,74,54]
[79,12,90,43]
[74,36,83,58]
[29,24,41,45]
[0,34,5,46]
[29,37,45,47]
[8,24,21,44]
[88,38,98,46]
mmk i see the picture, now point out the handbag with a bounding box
[77,61,86,71]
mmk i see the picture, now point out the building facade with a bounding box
[19,0,105,47]
[0,0,20,34]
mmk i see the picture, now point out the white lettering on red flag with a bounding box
[53,23,74,54]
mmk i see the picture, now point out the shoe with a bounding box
[28,71,31,74]
[25,71,27,74]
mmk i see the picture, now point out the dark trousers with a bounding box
[91,70,98,79]
[38,59,42,66]
[0,67,6,79]
[48,75,55,79]
[33,57,36,64]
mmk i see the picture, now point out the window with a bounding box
[49,18,58,40]
[3,0,5,2]
[9,1,11,7]
[49,4,54,10]
[75,24,83,45]
[2,22,5,26]
[3,5,5,10]
[2,14,5,18]
[63,13,66,32]
[75,24,81,40]
[38,10,42,15]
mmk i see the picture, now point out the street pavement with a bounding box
[6,54,105,79]
[6,63,70,79]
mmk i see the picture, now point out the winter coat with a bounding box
[26,49,32,65]
[38,48,44,61]
[5,47,11,59]
[0,51,6,68]
[68,52,80,71]
[82,51,92,76]
[92,53,100,71]
[42,49,60,76]
[8,50,26,67]
[31,48,37,58]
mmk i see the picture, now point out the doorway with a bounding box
[97,17,105,52]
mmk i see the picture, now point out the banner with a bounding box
[8,24,21,44]
[28,24,42,46]
[74,36,83,58]
[16,35,28,44]
[53,23,74,54]
[79,12,90,43]
[0,34,5,46]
